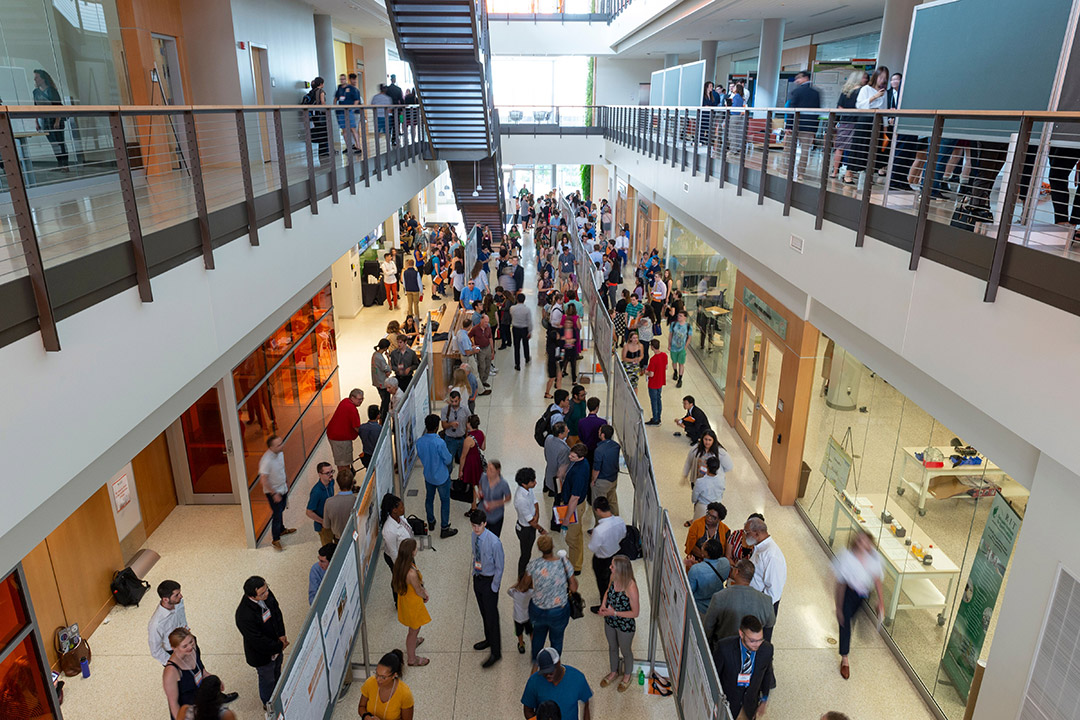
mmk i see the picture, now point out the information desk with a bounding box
[899,446,1004,516]
[829,490,959,625]
[429,303,463,401]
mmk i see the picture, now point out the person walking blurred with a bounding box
[833,530,885,679]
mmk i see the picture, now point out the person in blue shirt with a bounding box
[305,462,336,545]
[415,414,459,538]
[460,277,483,310]
[522,648,593,720]
[308,542,335,605]
[469,508,505,668]
[333,73,362,151]
[688,538,731,614]
[559,443,591,574]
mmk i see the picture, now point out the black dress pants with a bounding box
[516,524,536,581]
[512,327,531,366]
[473,574,501,655]
[592,553,613,602]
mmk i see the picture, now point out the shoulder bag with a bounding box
[562,558,585,619]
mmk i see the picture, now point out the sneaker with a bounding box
[676,377,683,388]
[440,526,459,539]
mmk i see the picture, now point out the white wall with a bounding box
[231,0,319,105]
[0,162,441,575]
[594,57,663,106]
[501,134,606,166]
[489,21,614,56]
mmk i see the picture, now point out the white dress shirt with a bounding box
[749,536,788,603]
[382,516,414,562]
[691,473,726,506]
[514,486,538,528]
[148,600,188,665]
[588,515,627,558]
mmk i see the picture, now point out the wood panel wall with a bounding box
[21,541,65,668]
[132,433,177,537]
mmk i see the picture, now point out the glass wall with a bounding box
[0,569,57,719]
[665,218,738,398]
[796,336,1028,719]
[233,284,338,540]
[492,56,590,112]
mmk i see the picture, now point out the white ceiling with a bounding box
[303,0,394,39]
[615,0,887,58]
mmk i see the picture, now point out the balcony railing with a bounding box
[486,0,632,21]
[582,104,1078,316]
[0,104,426,351]
[497,105,601,135]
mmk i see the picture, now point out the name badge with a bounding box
[193,669,204,686]
[737,672,751,687]
[474,560,483,572]
[261,607,271,622]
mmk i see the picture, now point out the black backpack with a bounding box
[618,525,642,561]
[110,568,150,607]
[533,406,559,447]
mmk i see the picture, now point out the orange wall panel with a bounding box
[21,541,66,668]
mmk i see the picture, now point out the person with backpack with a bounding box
[587,497,626,614]
[301,77,329,160]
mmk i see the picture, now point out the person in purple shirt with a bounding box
[576,397,606,464]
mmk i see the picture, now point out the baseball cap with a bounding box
[537,647,560,674]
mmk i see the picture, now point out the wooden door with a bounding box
[132,432,177,536]
[21,541,65,668]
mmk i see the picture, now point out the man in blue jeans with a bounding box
[415,413,459,538]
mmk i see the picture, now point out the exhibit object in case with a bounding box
[899,446,1005,516]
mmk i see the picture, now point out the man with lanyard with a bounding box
[558,245,576,279]
[559,443,591,574]
[235,576,288,708]
[440,390,470,464]
[668,311,692,388]
[713,615,775,720]
[469,509,505,668]
[390,334,419,392]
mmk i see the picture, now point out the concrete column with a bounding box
[383,215,401,249]
[664,54,680,68]
[313,14,336,87]
[360,38,390,102]
[754,18,785,108]
[876,0,920,75]
[715,54,732,89]
[699,40,718,84]
[426,180,438,214]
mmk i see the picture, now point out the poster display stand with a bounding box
[655,514,690,689]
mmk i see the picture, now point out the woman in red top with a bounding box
[459,414,486,513]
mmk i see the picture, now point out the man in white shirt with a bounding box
[260,435,296,550]
[381,251,399,311]
[745,517,787,642]
[148,580,187,665]
[650,275,667,319]
[587,497,627,613]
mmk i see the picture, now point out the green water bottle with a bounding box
[638,667,645,686]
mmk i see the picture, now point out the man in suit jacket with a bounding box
[713,615,775,719]
[784,70,821,178]
[235,575,288,706]
[674,395,711,444]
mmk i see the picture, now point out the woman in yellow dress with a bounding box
[392,538,430,666]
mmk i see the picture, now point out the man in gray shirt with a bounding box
[390,335,419,391]
[703,559,776,648]
[509,292,532,370]
[441,390,470,464]
[543,421,570,499]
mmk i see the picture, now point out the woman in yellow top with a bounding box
[358,649,414,720]
[392,538,431,666]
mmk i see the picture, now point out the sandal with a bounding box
[408,657,430,667]
[544,393,553,399]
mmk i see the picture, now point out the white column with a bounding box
[876,0,920,75]
[700,40,718,84]
[754,18,785,108]
[313,14,336,85]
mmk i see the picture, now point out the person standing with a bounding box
[685,502,731,567]
[380,251,400,311]
[468,509,505,668]
[440,390,469,465]
[162,628,210,719]
[523,536,576,661]
[309,542,336,605]
[688,538,731,614]
[459,414,486,513]
[469,313,495,389]
[783,71,822,179]
[234,576,287,709]
[305,462,336,545]
[357,405,382,468]
[703,560,776,646]
[667,311,691,388]
[559,443,591,574]
[302,76,329,160]
[833,530,885,679]
[392,538,431,667]
[644,339,668,424]
[521,648,593,720]
[416,414,458,538]
[564,385,587,447]
[598,556,639,693]
[514,467,546,580]
[692,456,729,519]
[390,335,420,392]
[478,459,512,538]
[149,580,188,666]
[713,616,775,720]
[587,497,626,613]
[576,398,606,462]
[333,73,362,152]
[321,470,357,541]
[543,418,571,497]
[402,257,423,319]
[510,292,533,370]
[746,517,787,642]
[32,69,68,171]
[371,340,393,422]
[259,436,296,551]
[590,425,620,516]
[326,388,364,475]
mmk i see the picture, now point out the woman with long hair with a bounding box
[183,675,236,720]
[621,330,643,390]
[848,66,890,185]
[357,650,414,719]
[163,629,208,720]
[832,70,870,182]
[392,539,430,666]
[833,530,885,679]
[32,69,68,171]
[459,414,486,512]
[598,556,640,692]
[681,430,732,526]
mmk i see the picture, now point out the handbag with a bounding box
[562,559,585,620]
[57,636,91,677]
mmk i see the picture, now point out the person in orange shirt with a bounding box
[684,502,730,571]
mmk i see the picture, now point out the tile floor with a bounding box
[58,225,938,720]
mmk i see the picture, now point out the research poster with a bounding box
[657,521,688,687]
[941,493,1021,701]
[410,365,430,443]
[395,388,417,486]
[281,622,330,720]
[678,623,717,720]
[354,483,378,571]
[375,432,394,506]
[820,436,854,493]
[320,542,362,690]
[634,481,661,567]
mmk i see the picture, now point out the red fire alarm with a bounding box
[238,41,246,50]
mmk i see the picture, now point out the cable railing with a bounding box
[485,0,631,21]
[0,103,427,351]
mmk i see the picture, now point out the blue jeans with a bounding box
[648,387,662,422]
[932,137,959,193]
[265,491,287,541]
[528,601,571,661]
[425,480,451,529]
[443,434,464,464]
[256,654,283,704]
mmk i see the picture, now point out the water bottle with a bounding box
[80,658,90,678]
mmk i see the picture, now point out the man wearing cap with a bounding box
[522,648,593,720]
[460,276,483,311]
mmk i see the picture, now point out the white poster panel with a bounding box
[375,431,395,505]
[395,389,417,486]
[657,518,689,688]
[679,625,717,720]
[633,479,661,569]
[319,543,362,690]
[411,365,430,442]
[281,622,330,720]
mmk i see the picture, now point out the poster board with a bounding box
[650,70,664,106]
[374,426,395,504]
[319,540,362,691]
[633,472,661,571]
[279,620,331,720]
[677,610,720,720]
[592,308,613,377]
[656,515,689,688]
[353,482,378,573]
[394,366,420,488]
[820,436,853,493]
[679,61,706,107]
[941,493,1021,701]
[662,68,680,106]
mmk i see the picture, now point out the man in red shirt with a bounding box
[644,339,667,425]
[469,312,495,392]
[326,388,364,474]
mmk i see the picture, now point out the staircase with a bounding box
[386,0,506,241]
